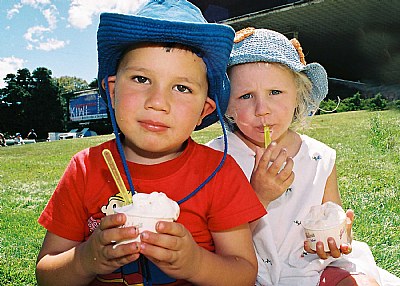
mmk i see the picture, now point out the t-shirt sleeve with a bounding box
[207,155,266,231]
[38,152,88,241]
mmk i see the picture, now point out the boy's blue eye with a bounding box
[175,85,192,93]
[239,93,252,100]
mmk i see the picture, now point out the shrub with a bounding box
[365,93,387,111]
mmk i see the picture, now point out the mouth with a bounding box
[139,120,169,132]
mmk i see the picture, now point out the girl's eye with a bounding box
[239,93,253,100]
[133,76,149,84]
[175,85,192,93]
[270,90,281,96]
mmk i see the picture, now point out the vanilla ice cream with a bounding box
[303,201,348,251]
[114,192,180,245]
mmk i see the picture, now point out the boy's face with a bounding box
[227,62,297,148]
[107,45,215,162]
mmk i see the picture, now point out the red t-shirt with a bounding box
[39,138,266,285]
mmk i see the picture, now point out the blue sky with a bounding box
[0,0,148,88]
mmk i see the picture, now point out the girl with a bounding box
[208,28,381,286]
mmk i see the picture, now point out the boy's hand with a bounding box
[79,213,141,275]
[304,209,354,259]
[251,142,295,207]
[139,221,202,280]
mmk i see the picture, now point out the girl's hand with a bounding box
[139,221,202,280]
[304,209,354,259]
[79,213,141,275]
[251,142,295,207]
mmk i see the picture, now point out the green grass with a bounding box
[0,110,399,285]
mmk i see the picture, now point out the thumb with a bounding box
[346,209,354,243]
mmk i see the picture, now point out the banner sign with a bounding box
[69,93,108,121]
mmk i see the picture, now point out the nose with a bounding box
[255,96,270,117]
[144,85,170,113]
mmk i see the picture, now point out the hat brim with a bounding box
[229,52,328,105]
[97,13,234,130]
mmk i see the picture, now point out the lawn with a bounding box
[0,110,399,285]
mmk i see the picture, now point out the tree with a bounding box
[25,68,64,138]
[0,70,32,135]
[55,76,89,94]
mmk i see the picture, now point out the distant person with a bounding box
[26,129,38,140]
[36,1,265,286]
[207,28,381,285]
[14,133,24,145]
[0,133,7,147]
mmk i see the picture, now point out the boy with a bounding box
[36,1,266,285]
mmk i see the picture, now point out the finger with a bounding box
[156,221,186,237]
[304,241,316,254]
[100,225,139,247]
[268,148,287,174]
[345,209,354,242]
[280,171,295,191]
[256,143,275,170]
[327,237,341,258]
[276,157,294,182]
[340,243,352,255]
[315,241,329,259]
[106,241,141,259]
[99,213,126,231]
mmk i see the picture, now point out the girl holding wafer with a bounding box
[208,28,382,286]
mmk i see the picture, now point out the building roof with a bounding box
[222,0,399,88]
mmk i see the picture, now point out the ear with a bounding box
[102,76,117,108]
[197,97,216,126]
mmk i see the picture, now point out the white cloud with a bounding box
[0,57,26,88]
[24,26,68,51]
[42,5,58,29]
[68,0,146,29]
[7,3,23,19]
[37,38,68,51]
[24,25,51,42]
[21,0,51,8]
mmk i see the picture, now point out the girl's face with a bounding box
[227,62,297,148]
[107,45,215,163]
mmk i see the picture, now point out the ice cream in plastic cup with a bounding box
[302,201,348,252]
[113,192,180,246]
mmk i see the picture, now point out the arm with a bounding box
[321,164,341,205]
[139,222,258,286]
[36,213,140,286]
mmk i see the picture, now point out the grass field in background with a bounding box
[0,110,399,285]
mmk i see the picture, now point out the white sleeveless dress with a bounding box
[207,132,388,286]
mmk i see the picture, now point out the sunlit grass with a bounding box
[0,110,398,284]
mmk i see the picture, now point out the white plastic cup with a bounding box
[303,218,347,251]
[113,212,174,246]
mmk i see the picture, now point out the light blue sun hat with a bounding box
[228,28,328,107]
[97,0,235,130]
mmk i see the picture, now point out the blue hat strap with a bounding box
[104,76,136,195]
[177,94,228,205]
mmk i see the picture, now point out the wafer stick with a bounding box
[102,149,132,205]
[264,125,271,148]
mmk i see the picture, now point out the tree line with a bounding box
[1,67,398,140]
[0,67,97,140]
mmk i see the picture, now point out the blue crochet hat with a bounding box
[97,0,235,130]
[229,28,328,107]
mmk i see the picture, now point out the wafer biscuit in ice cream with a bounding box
[264,125,271,148]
